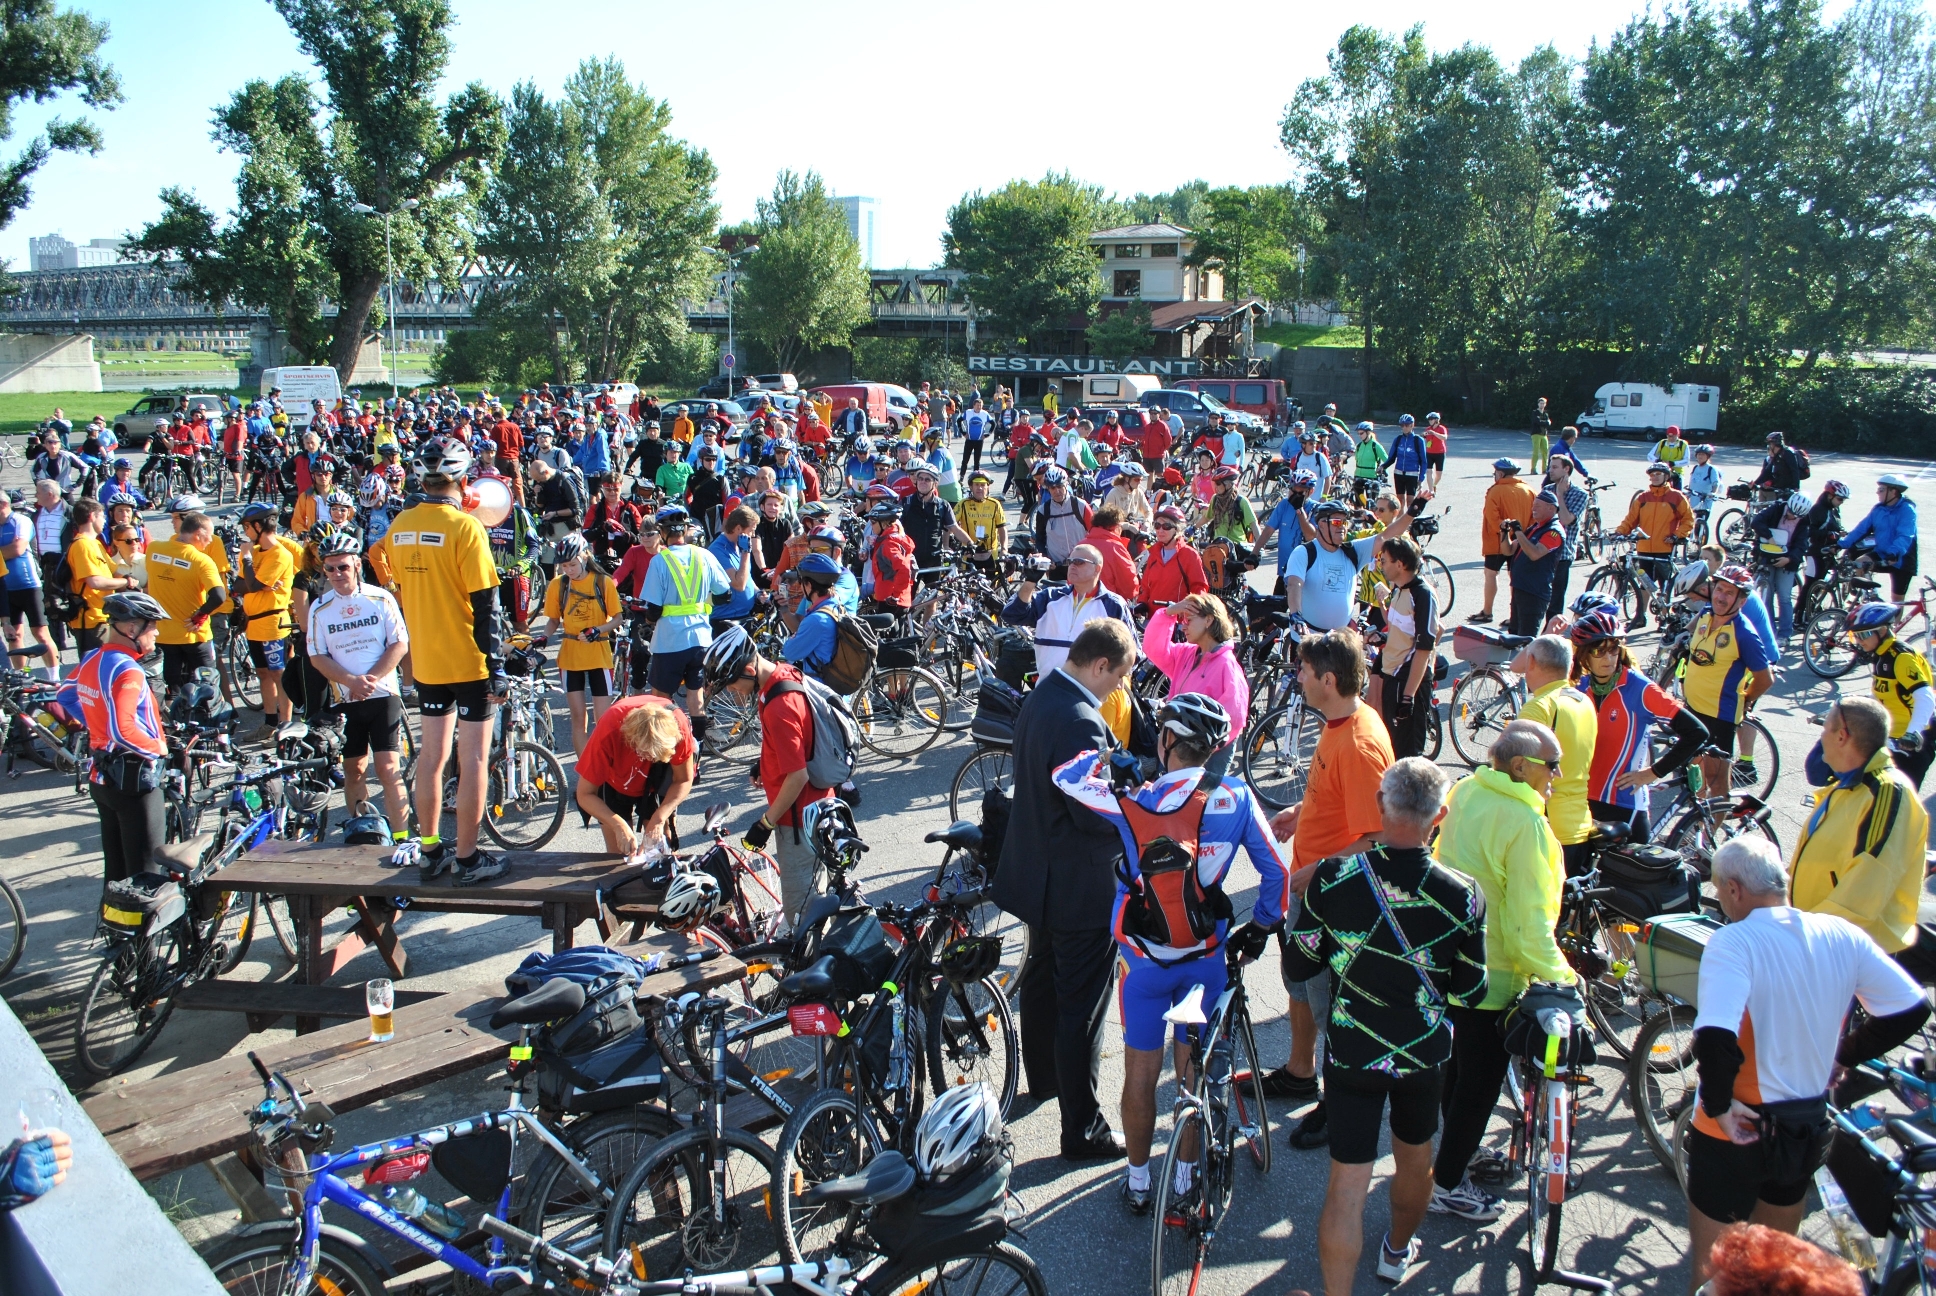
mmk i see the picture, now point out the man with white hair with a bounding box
[1686,834,1929,1291]
[1513,634,1598,875]
[1002,541,1135,678]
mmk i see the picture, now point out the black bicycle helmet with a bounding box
[1157,692,1231,754]
[1311,499,1350,523]
[702,624,758,686]
[103,590,168,623]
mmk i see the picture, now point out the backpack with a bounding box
[1113,789,1231,961]
[1295,538,1370,581]
[814,610,878,696]
[42,522,79,625]
[1793,446,1812,480]
[761,674,861,789]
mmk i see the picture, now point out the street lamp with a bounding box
[712,236,757,392]
[352,198,420,402]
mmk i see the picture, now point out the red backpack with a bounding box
[1114,790,1231,960]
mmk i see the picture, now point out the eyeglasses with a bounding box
[1067,557,1098,567]
[324,562,358,574]
[1520,755,1562,771]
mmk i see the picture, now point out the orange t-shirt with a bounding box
[1292,705,1393,870]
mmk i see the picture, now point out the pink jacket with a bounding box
[1142,608,1251,742]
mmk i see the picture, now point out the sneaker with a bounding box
[1259,1065,1320,1101]
[1288,1101,1329,1150]
[1429,1177,1504,1221]
[417,840,455,882]
[1375,1235,1421,1284]
[1119,1177,1153,1217]
[1467,1147,1513,1186]
[456,851,507,887]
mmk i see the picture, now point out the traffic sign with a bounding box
[722,354,736,369]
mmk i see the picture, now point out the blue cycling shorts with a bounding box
[1116,945,1228,1052]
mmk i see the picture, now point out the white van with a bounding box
[1576,382,1720,438]
[260,366,343,429]
[1080,373,1162,408]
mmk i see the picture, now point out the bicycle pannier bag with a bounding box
[1114,791,1230,960]
[1598,844,1701,922]
[814,612,879,695]
[970,679,1022,749]
[877,635,920,671]
[536,1023,664,1115]
[101,872,183,935]
[993,630,1035,691]
[1640,913,1723,1006]
[759,676,860,790]
[807,905,895,1000]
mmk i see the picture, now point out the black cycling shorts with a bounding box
[1426,452,1445,472]
[248,636,291,671]
[160,641,216,691]
[1393,473,1420,496]
[1484,553,1510,572]
[648,644,706,695]
[1323,1065,1443,1165]
[417,677,496,722]
[2,585,43,630]
[1684,1126,1816,1221]
[563,667,611,697]
[341,694,404,757]
[1692,709,1736,752]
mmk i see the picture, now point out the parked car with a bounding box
[114,393,230,451]
[750,372,800,393]
[1139,387,1267,439]
[882,384,922,430]
[1168,377,1298,431]
[1077,373,1162,408]
[1576,382,1721,438]
[696,373,766,399]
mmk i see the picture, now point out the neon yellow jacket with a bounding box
[1790,747,1928,953]
[1435,766,1574,1009]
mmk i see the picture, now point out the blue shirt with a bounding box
[571,432,611,477]
[1845,497,1918,563]
[1219,430,1247,466]
[1265,498,1312,573]
[783,598,842,676]
[1390,431,1428,476]
[707,533,758,619]
[1741,591,1781,665]
[99,480,148,510]
[641,544,733,653]
[961,410,991,442]
[0,515,38,590]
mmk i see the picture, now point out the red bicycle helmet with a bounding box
[1212,466,1240,484]
[1712,563,1755,590]
[1570,610,1626,646]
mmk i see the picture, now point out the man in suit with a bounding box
[992,618,1139,1159]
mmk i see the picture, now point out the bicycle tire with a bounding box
[599,1124,778,1273]
[213,887,259,973]
[264,894,299,961]
[1448,668,1518,767]
[221,634,262,709]
[480,740,568,850]
[1239,698,1323,809]
[1229,1006,1271,1175]
[518,1104,682,1259]
[947,745,1012,822]
[1627,1002,1698,1176]
[1525,1078,1564,1283]
[1421,553,1456,617]
[703,686,760,757]
[1730,717,1779,800]
[1421,700,1443,761]
[1662,805,1779,906]
[869,1241,1049,1296]
[924,973,1019,1117]
[1152,1105,1211,1296]
[1715,508,1750,552]
[74,936,181,1077]
[1579,509,1602,561]
[854,666,946,760]
[1803,603,1859,678]
[1577,913,1669,1063]
[1586,568,1641,625]
[203,1222,387,1296]
[0,876,25,978]
[768,1087,888,1265]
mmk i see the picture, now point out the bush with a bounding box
[1722,365,1936,454]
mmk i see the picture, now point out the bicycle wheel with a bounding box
[1448,669,1517,767]
[1585,569,1640,625]
[1524,1079,1564,1283]
[702,685,760,757]
[1579,509,1602,561]
[1239,699,1323,810]
[203,1222,386,1296]
[0,877,24,978]
[768,1088,886,1264]
[854,667,945,760]
[600,1125,777,1274]
[1662,806,1779,904]
[1229,1007,1271,1175]
[1803,603,1859,678]
[1715,508,1750,552]
[220,634,261,709]
[1421,553,1456,617]
[480,740,567,850]
[872,1242,1049,1296]
[1577,915,1671,1062]
[1627,1002,1698,1175]
[211,886,259,973]
[947,745,1011,822]
[925,974,1019,1116]
[1152,1105,1211,1296]
[263,893,298,961]
[923,622,992,733]
[1730,717,1779,800]
[1421,699,1443,761]
[519,1104,682,1259]
[74,936,181,1077]
[193,452,222,495]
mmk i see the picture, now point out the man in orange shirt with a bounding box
[1261,627,1394,1152]
[1473,458,1535,624]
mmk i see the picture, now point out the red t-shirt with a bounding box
[577,695,694,797]
[759,665,835,827]
[495,421,525,460]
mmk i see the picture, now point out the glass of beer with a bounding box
[366,978,395,1042]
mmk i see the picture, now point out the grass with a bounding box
[0,391,150,441]
[100,351,245,371]
[1256,322,1364,349]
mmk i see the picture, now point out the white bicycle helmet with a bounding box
[1671,560,1709,599]
[914,1081,1002,1180]
[1786,491,1810,516]
[358,474,388,507]
[1157,692,1231,754]
[655,869,722,931]
[417,434,473,480]
[553,532,589,565]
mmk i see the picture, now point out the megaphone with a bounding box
[467,474,513,527]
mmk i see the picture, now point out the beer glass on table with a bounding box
[366,978,395,1042]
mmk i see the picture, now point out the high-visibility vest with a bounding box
[660,546,712,617]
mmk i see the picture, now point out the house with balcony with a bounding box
[1086,223,1263,366]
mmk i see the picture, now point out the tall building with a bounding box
[833,196,879,268]
[28,234,127,270]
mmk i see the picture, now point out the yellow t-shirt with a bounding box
[206,530,235,614]
[1100,686,1132,748]
[380,501,499,685]
[544,572,620,672]
[957,498,1006,555]
[1517,679,1598,846]
[1683,609,1774,723]
[243,538,295,642]
[147,539,222,645]
[67,535,112,629]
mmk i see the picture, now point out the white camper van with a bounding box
[260,366,343,429]
[1079,373,1162,407]
[1576,382,1720,439]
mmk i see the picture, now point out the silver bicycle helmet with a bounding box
[416,434,473,480]
[914,1081,1002,1180]
[103,591,168,623]
[1157,692,1231,754]
[553,533,589,565]
[1785,491,1810,516]
[655,869,722,930]
[1671,560,1709,600]
[316,530,362,559]
[358,474,388,506]
[702,624,758,686]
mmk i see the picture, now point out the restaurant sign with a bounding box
[967,354,1201,377]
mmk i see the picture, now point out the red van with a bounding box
[1169,377,1295,430]
[807,383,906,433]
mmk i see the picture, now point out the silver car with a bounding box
[113,393,229,451]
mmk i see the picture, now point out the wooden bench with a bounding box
[175,980,447,1034]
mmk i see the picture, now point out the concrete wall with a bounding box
[0,333,101,392]
[1280,345,1371,421]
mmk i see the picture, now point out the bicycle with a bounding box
[1445,639,1530,767]
[1152,947,1271,1296]
[413,651,568,850]
[0,873,23,979]
[1576,477,1613,562]
[1238,682,1324,810]
[1407,505,1457,616]
[1806,572,1936,680]
[1645,742,1783,858]
[1583,534,1666,628]
[1509,988,1613,1292]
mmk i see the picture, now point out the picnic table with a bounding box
[214,839,663,1031]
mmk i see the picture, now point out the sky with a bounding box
[8,0,1917,273]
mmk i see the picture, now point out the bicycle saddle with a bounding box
[802,1150,916,1206]
[1587,820,1633,846]
[153,835,212,880]
[923,820,983,853]
[779,954,839,1000]
[275,720,310,742]
[1887,1117,1936,1173]
[1265,611,1294,629]
[1163,984,1209,1027]
[1497,633,1534,649]
[794,892,843,937]
[489,977,586,1029]
[861,613,900,633]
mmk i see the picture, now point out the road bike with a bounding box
[1583,535,1666,627]
[1152,949,1270,1296]
[1806,573,1936,680]
[1510,989,1613,1292]
[412,653,568,850]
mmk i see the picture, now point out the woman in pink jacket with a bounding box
[1143,592,1250,780]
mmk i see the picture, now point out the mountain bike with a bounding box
[0,874,23,979]
[413,662,568,849]
[1153,948,1270,1296]
[1584,535,1665,627]
[1445,648,1529,767]
[1627,1000,1699,1177]
[1238,684,1323,810]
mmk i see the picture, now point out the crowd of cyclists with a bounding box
[11,373,1935,1295]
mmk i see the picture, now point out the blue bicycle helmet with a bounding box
[1848,602,1901,636]
[240,501,278,524]
[654,504,690,527]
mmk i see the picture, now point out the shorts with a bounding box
[417,677,496,722]
[1324,1066,1444,1165]
[1484,553,1510,571]
[1116,947,1229,1053]
[160,641,216,691]
[648,644,706,695]
[3,586,43,629]
[248,637,291,671]
[1684,1126,1817,1222]
[1426,452,1445,472]
[1692,709,1735,751]
[564,667,612,697]
[341,694,404,757]
[1393,473,1420,496]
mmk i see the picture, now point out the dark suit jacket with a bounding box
[991,669,1123,932]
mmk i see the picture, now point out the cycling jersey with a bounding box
[60,645,165,770]
[67,534,112,630]
[544,571,619,672]
[1650,437,1688,465]
[1685,462,1720,511]
[307,584,407,699]
[1683,609,1774,723]
[145,539,222,646]
[1870,634,1934,737]
[956,497,1004,554]
[379,500,499,685]
[1585,668,1686,809]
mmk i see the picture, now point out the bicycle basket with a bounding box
[938,936,1002,986]
[806,906,896,1001]
[1451,624,1521,667]
[101,873,183,936]
[1725,483,1756,501]
[970,679,1022,749]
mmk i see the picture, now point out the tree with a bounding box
[0,0,119,235]
[736,170,869,375]
[1086,300,1153,359]
[472,57,718,383]
[944,173,1123,342]
[128,0,504,380]
[1186,186,1317,303]
[1127,180,1211,228]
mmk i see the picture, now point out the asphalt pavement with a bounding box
[3,425,1932,1293]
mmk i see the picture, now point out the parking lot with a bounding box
[3,426,1932,1293]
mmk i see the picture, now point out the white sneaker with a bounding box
[1375,1234,1421,1283]
[1429,1177,1504,1221]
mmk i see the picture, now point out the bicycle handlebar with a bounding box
[234,758,330,786]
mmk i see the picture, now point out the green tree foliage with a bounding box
[1184,185,1327,303]
[470,57,718,384]
[128,0,504,380]
[0,0,119,235]
[1086,300,1153,360]
[1126,180,1210,228]
[944,173,1123,342]
[736,170,869,375]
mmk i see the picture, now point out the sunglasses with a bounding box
[1520,755,1562,771]
[1067,557,1098,567]
[323,561,358,574]
[1154,523,1177,532]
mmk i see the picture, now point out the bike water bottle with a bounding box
[380,1186,466,1241]
[888,995,909,1089]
